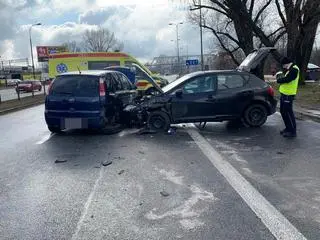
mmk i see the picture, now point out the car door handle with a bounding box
[238,91,253,97]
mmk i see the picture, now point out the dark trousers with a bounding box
[280,94,296,133]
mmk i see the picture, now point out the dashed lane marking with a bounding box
[71,167,104,240]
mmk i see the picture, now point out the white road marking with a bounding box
[36,133,55,144]
[71,167,104,240]
[187,124,307,240]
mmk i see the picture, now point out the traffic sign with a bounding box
[186,59,199,66]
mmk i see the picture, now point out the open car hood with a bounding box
[237,47,275,74]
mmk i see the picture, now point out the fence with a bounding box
[0,81,49,104]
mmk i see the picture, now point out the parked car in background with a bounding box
[137,48,278,131]
[16,80,42,92]
[45,70,137,133]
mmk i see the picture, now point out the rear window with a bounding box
[51,75,99,96]
[88,61,120,70]
[217,74,249,90]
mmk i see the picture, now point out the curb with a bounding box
[0,100,45,115]
[294,110,320,123]
[276,106,320,123]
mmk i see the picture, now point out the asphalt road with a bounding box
[0,105,319,240]
[0,87,45,101]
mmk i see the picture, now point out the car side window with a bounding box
[105,74,113,92]
[118,73,130,90]
[111,73,123,91]
[217,74,246,90]
[182,75,216,94]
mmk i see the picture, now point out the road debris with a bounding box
[94,166,101,169]
[277,151,284,155]
[55,159,67,163]
[160,191,170,197]
[102,160,113,166]
[118,170,125,175]
[139,151,145,154]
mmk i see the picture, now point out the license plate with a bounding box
[64,118,83,129]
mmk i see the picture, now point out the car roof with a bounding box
[184,70,243,77]
[58,70,118,77]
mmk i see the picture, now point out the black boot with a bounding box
[280,129,287,135]
[283,131,297,138]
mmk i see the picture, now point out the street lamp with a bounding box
[169,22,183,73]
[29,22,41,79]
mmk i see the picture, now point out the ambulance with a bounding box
[48,52,167,94]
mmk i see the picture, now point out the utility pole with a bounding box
[199,0,204,71]
[29,23,41,79]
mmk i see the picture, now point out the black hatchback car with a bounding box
[143,48,277,131]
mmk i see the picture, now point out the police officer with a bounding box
[276,57,300,138]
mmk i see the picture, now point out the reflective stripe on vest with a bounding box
[279,65,299,95]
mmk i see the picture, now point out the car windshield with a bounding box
[162,72,201,93]
[51,75,99,96]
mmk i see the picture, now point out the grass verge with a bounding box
[0,94,45,114]
[269,82,320,110]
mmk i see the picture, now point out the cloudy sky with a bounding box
[0,0,213,65]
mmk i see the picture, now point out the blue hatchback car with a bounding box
[45,70,137,133]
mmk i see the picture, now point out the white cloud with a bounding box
[0,0,212,64]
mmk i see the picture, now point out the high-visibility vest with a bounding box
[279,65,299,95]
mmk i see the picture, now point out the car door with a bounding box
[170,74,219,122]
[215,73,252,117]
[120,73,137,104]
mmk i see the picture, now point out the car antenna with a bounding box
[77,66,81,74]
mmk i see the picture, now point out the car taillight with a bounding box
[47,81,53,93]
[99,78,106,96]
[136,81,149,87]
[267,85,274,96]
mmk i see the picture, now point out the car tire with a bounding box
[39,87,42,91]
[243,104,268,127]
[48,126,62,133]
[147,111,170,132]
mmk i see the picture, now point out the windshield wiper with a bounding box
[54,91,73,95]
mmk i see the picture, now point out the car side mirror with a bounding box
[175,89,183,98]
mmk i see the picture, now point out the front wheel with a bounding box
[147,111,170,132]
[243,104,268,127]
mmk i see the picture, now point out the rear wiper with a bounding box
[55,91,73,95]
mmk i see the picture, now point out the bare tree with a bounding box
[62,41,81,52]
[189,0,320,83]
[82,27,123,52]
[273,0,320,82]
